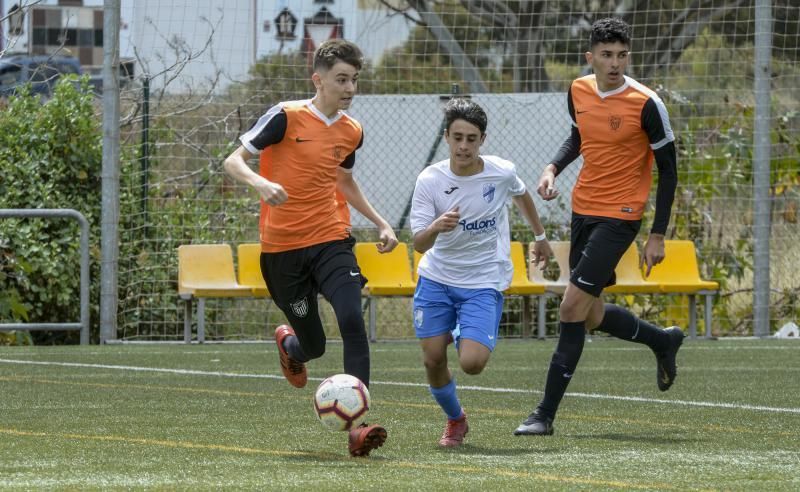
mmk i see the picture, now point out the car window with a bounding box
[58,62,80,74]
[0,65,22,85]
[30,64,60,83]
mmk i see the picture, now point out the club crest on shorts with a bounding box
[482,183,496,203]
[290,297,309,318]
[414,308,423,329]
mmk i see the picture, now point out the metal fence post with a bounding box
[100,0,121,343]
[0,209,90,344]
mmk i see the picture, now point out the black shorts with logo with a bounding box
[569,214,641,297]
[260,235,366,320]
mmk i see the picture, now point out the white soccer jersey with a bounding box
[410,155,527,291]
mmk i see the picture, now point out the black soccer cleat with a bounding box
[513,409,554,436]
[655,326,685,392]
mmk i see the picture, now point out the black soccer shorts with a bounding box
[568,214,641,297]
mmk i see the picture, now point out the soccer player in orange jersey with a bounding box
[514,18,685,437]
[223,39,397,456]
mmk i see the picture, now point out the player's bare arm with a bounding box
[512,193,552,270]
[537,164,559,201]
[336,168,398,253]
[223,145,288,206]
[641,233,666,277]
[412,206,460,254]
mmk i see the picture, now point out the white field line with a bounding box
[1,358,799,415]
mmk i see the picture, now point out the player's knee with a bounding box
[334,306,364,335]
[423,353,447,372]
[559,298,588,322]
[459,358,486,375]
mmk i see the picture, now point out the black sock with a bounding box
[594,304,669,352]
[283,336,310,363]
[537,321,586,419]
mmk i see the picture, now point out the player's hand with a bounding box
[641,234,666,277]
[255,178,288,206]
[376,225,399,254]
[433,206,460,233]
[530,239,553,271]
[537,166,559,201]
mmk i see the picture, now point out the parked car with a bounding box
[0,55,82,98]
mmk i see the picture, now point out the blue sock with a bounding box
[430,378,463,420]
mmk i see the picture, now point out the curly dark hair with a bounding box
[590,17,631,48]
[312,39,363,72]
[444,98,488,135]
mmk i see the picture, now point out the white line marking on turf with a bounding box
[2,358,799,415]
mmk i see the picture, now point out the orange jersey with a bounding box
[240,100,362,252]
[569,75,674,220]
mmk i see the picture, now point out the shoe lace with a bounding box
[523,410,546,425]
[286,357,305,375]
[443,418,464,439]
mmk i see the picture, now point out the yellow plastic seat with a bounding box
[505,242,546,296]
[504,241,546,338]
[604,242,661,294]
[646,240,719,338]
[354,242,416,341]
[177,244,250,343]
[237,243,271,298]
[646,240,720,293]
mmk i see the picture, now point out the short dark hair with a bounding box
[590,17,631,48]
[444,98,487,135]
[312,39,363,72]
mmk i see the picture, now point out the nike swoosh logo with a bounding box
[488,335,494,340]
[563,372,573,378]
[349,271,360,277]
[576,110,589,114]
[295,137,312,143]
[577,276,595,286]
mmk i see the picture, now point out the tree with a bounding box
[380,0,799,91]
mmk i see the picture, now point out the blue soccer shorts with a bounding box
[412,276,504,351]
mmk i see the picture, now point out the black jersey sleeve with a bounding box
[551,86,582,176]
[650,141,677,235]
[239,107,287,152]
[340,130,364,170]
[642,98,678,235]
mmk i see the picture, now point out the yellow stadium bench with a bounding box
[603,243,661,295]
[507,241,546,338]
[178,244,251,343]
[645,240,720,339]
[237,243,270,297]
[355,242,416,342]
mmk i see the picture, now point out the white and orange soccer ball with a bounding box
[313,374,370,431]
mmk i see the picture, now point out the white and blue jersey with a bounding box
[410,155,526,292]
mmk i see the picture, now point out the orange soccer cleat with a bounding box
[348,423,387,457]
[438,413,468,447]
[274,325,307,388]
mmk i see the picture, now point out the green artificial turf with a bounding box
[0,338,798,490]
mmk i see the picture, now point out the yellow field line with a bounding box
[0,427,682,490]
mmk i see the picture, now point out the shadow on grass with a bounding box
[571,433,700,445]
[439,443,562,456]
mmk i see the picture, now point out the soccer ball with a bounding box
[313,373,370,431]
